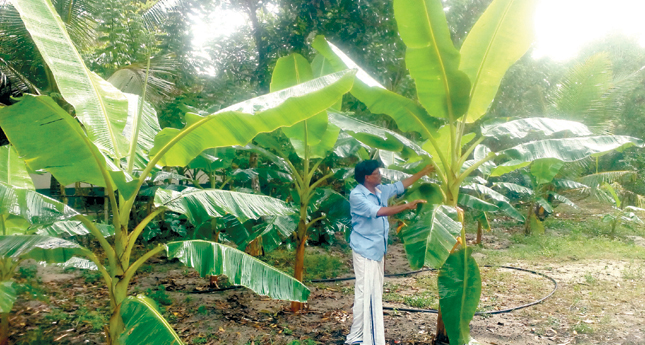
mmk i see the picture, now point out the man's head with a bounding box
[355,159,382,186]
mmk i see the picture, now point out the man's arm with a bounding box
[376,199,426,217]
[402,164,434,189]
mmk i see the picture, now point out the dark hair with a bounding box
[355,160,381,184]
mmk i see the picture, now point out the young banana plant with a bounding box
[311,0,643,343]
[2,0,356,343]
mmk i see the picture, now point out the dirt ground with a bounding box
[9,215,645,344]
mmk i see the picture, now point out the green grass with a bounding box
[261,248,349,280]
[474,217,645,266]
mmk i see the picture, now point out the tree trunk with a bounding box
[434,307,449,344]
[243,0,269,93]
[291,220,307,313]
[525,203,534,235]
[246,237,263,256]
[0,312,8,345]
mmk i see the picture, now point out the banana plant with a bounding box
[312,0,643,343]
[3,0,355,342]
[597,182,645,236]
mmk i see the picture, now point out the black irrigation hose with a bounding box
[310,265,558,316]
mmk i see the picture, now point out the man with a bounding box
[345,160,434,345]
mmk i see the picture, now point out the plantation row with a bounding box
[0,0,643,344]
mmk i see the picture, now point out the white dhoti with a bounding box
[345,251,385,345]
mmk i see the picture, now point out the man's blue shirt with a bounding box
[349,181,405,261]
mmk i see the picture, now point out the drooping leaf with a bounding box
[154,187,295,227]
[165,240,310,302]
[331,133,370,159]
[236,144,289,172]
[0,95,138,199]
[149,70,355,167]
[312,36,437,138]
[0,182,78,227]
[491,136,644,176]
[473,145,496,176]
[291,123,341,159]
[0,145,34,189]
[12,0,130,159]
[458,194,499,212]
[438,248,482,345]
[460,0,537,122]
[492,182,533,195]
[328,112,427,157]
[119,294,184,345]
[579,171,636,188]
[123,93,162,170]
[400,205,462,270]
[234,216,297,253]
[536,198,554,213]
[481,117,592,140]
[0,281,16,313]
[188,147,237,172]
[36,220,115,238]
[393,0,471,119]
[311,54,342,110]
[551,179,587,190]
[462,184,524,221]
[0,235,87,262]
[549,192,577,208]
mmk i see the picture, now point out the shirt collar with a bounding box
[357,183,381,196]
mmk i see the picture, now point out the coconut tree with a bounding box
[0,0,356,342]
[311,0,643,343]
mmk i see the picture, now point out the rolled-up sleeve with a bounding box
[350,192,381,218]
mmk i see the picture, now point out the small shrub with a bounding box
[81,269,103,284]
[197,305,208,315]
[16,264,38,280]
[573,322,594,334]
[147,285,173,306]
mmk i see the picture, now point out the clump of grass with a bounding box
[146,285,173,306]
[261,249,349,280]
[622,261,644,280]
[16,264,38,280]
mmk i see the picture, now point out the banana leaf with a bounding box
[393,0,471,119]
[549,192,577,208]
[311,54,342,110]
[0,281,16,314]
[552,179,587,190]
[328,112,427,157]
[423,126,474,172]
[233,216,297,253]
[400,204,462,270]
[460,0,537,122]
[150,69,355,167]
[119,294,184,345]
[482,117,592,140]
[462,184,524,221]
[438,248,482,345]
[165,240,310,302]
[36,220,115,238]
[154,187,295,227]
[491,136,644,176]
[0,145,34,190]
[458,194,499,212]
[123,93,162,170]
[492,182,533,195]
[12,0,130,159]
[0,235,88,263]
[312,36,437,138]
[0,95,138,199]
[530,158,564,184]
[0,182,78,227]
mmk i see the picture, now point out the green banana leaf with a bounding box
[474,212,491,231]
[328,112,427,157]
[552,179,587,190]
[311,54,342,110]
[536,198,554,213]
[458,194,499,212]
[462,184,524,221]
[0,182,78,227]
[188,147,237,172]
[0,235,88,263]
[36,220,115,238]
[1,216,31,236]
[119,294,184,345]
[150,69,355,167]
[459,0,537,122]
[473,145,496,176]
[491,136,644,176]
[165,240,310,302]
[291,123,341,159]
[151,172,188,183]
[393,0,471,119]
[231,216,297,253]
[0,281,16,314]
[400,204,462,270]
[332,133,370,159]
[123,93,162,171]
[12,0,130,159]
[482,117,592,140]
[235,144,290,172]
[549,192,577,208]
[0,145,34,190]
[311,36,437,138]
[154,187,295,227]
[530,158,564,184]
[438,248,482,345]
[579,171,635,188]
[493,182,533,195]
[423,126,475,172]
[0,95,138,199]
